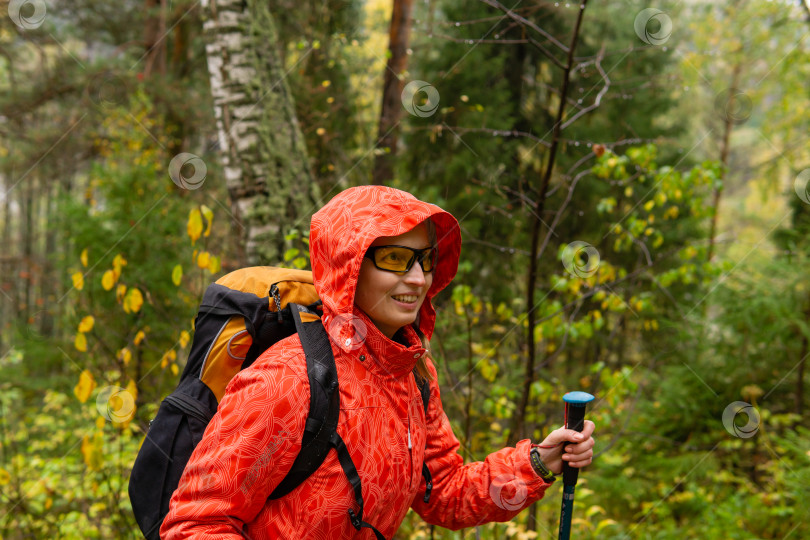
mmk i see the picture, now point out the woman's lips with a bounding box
[391,294,419,306]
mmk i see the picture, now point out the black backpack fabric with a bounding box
[128,267,431,540]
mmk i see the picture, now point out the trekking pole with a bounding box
[558,391,594,540]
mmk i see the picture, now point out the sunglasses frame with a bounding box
[364,245,438,274]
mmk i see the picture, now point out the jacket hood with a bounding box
[310,186,461,347]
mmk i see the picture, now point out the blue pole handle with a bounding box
[562,392,594,486]
[558,391,594,540]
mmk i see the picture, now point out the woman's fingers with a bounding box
[562,446,593,460]
[538,420,596,471]
[564,457,593,468]
[564,436,595,455]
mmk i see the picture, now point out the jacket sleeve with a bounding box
[160,350,309,539]
[410,359,552,530]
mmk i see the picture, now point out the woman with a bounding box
[161,185,596,538]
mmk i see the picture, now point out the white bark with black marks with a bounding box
[201,0,319,265]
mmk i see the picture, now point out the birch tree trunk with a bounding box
[200,0,319,265]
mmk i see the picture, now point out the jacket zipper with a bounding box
[165,393,211,424]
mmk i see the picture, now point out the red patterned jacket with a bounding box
[161,186,552,539]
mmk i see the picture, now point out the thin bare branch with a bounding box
[561,45,610,130]
[479,0,571,52]
[406,124,552,147]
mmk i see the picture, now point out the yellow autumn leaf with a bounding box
[197,251,210,269]
[113,254,127,271]
[80,248,89,268]
[95,416,105,430]
[101,270,115,291]
[116,283,127,302]
[171,363,179,376]
[126,379,138,403]
[74,332,88,352]
[134,330,145,346]
[160,349,176,369]
[187,208,203,244]
[118,347,132,366]
[0,467,10,486]
[123,288,144,314]
[111,254,127,281]
[108,381,139,430]
[78,315,95,333]
[74,370,96,403]
[72,272,85,291]
[179,330,190,348]
[81,433,104,471]
[208,255,221,274]
[201,204,214,237]
[172,264,183,286]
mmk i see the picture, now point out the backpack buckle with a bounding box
[270,284,283,323]
[347,508,362,530]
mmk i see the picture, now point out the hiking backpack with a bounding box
[128,267,432,540]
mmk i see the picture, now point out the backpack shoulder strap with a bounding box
[413,371,433,504]
[268,303,339,499]
[414,372,430,415]
[267,305,386,537]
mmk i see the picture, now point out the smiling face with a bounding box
[354,223,435,339]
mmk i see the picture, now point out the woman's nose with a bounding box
[403,261,427,286]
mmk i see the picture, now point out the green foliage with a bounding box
[2,92,225,536]
[0,384,142,538]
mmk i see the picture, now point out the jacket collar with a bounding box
[323,308,427,380]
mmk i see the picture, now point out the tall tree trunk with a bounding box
[0,173,11,350]
[797,302,810,419]
[38,175,55,338]
[201,0,319,265]
[707,63,741,262]
[512,1,589,445]
[21,173,34,326]
[797,334,806,418]
[144,0,168,77]
[372,0,414,185]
